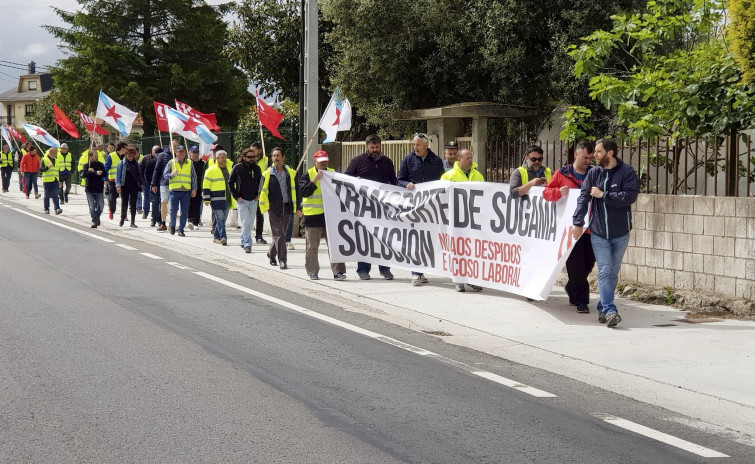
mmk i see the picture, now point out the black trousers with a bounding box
[59,173,72,202]
[0,167,12,191]
[565,233,596,305]
[120,187,138,223]
[188,194,202,225]
[108,180,119,214]
[255,205,265,239]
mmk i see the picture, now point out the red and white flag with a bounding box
[6,125,27,144]
[53,104,80,138]
[175,100,219,132]
[256,92,285,140]
[76,110,109,135]
[153,101,171,133]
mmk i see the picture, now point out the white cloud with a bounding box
[17,43,50,58]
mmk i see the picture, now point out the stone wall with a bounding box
[620,195,755,299]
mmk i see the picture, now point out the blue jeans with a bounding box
[137,190,143,210]
[237,199,258,248]
[141,183,152,216]
[169,190,191,231]
[24,172,38,195]
[213,207,229,239]
[591,233,630,316]
[86,191,104,223]
[357,262,391,276]
[43,181,60,212]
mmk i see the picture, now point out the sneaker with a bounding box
[177,230,185,237]
[286,242,295,250]
[469,285,483,292]
[576,304,590,314]
[244,247,252,253]
[220,237,227,246]
[380,271,394,280]
[455,283,466,292]
[213,238,221,244]
[150,221,156,227]
[91,223,97,228]
[598,313,607,324]
[419,274,428,284]
[333,272,346,281]
[310,274,319,280]
[256,237,267,244]
[411,275,423,286]
[606,313,622,328]
[55,209,62,215]
[187,223,194,230]
[44,210,50,214]
[357,272,371,280]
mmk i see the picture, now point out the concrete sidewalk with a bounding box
[2,175,754,437]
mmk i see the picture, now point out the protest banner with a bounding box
[321,171,585,300]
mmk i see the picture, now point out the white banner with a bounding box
[321,171,584,300]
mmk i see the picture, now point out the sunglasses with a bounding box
[528,157,543,162]
[413,132,429,141]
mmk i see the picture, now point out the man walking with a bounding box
[151,142,176,231]
[203,150,234,245]
[572,138,639,328]
[441,148,484,292]
[250,142,268,244]
[104,142,127,220]
[39,147,62,215]
[544,140,596,314]
[57,143,73,204]
[258,147,300,269]
[0,143,13,192]
[20,145,41,199]
[299,150,346,280]
[80,148,106,227]
[140,145,160,226]
[229,147,262,253]
[344,134,398,280]
[397,133,444,286]
[163,145,197,237]
[509,145,552,198]
[187,146,206,230]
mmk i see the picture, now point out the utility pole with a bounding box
[302,0,318,170]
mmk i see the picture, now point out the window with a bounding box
[28,81,37,90]
[25,104,34,116]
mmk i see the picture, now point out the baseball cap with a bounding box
[176,145,186,152]
[445,141,459,149]
[313,151,329,163]
[190,146,199,153]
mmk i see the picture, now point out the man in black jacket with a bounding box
[229,147,262,253]
[151,141,177,231]
[572,138,639,328]
[258,148,301,269]
[140,145,160,226]
[397,132,444,286]
[187,146,206,229]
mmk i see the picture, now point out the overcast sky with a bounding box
[0,0,236,92]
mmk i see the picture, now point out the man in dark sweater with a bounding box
[140,145,160,226]
[229,147,262,253]
[151,142,177,231]
[188,146,206,229]
[344,134,397,280]
[80,149,106,228]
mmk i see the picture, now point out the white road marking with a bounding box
[602,416,729,458]
[11,208,115,242]
[193,271,557,399]
[472,371,558,398]
[140,253,163,260]
[664,416,755,448]
[115,244,137,250]
[166,262,193,270]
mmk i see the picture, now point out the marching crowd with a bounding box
[1,133,638,327]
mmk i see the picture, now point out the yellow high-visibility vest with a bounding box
[41,155,60,183]
[258,166,297,215]
[301,166,334,216]
[202,164,236,209]
[441,161,485,182]
[168,159,192,191]
[107,152,121,181]
[518,166,552,184]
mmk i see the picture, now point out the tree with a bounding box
[44,0,251,136]
[234,98,299,158]
[729,0,755,84]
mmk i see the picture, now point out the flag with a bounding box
[1,125,12,148]
[256,92,285,140]
[154,101,171,132]
[174,100,219,132]
[7,125,27,144]
[76,110,110,135]
[319,89,352,143]
[199,140,213,161]
[166,107,218,144]
[21,123,60,148]
[53,104,80,138]
[96,90,138,137]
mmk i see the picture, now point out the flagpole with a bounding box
[294,92,336,172]
[255,93,267,160]
[158,130,164,149]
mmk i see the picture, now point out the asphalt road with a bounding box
[0,205,750,463]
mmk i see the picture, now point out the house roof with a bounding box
[395,102,538,120]
[0,73,53,103]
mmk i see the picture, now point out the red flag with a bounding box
[53,104,80,138]
[6,125,27,143]
[256,93,285,140]
[154,101,171,132]
[76,110,109,135]
[174,100,220,132]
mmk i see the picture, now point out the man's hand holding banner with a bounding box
[321,171,584,300]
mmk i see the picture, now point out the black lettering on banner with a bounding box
[490,191,506,233]
[518,196,530,237]
[338,220,355,255]
[468,189,483,230]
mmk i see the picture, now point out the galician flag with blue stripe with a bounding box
[1,125,13,149]
[165,107,217,144]
[96,90,138,137]
[21,123,60,148]
[319,89,352,143]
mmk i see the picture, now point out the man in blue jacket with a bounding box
[572,138,639,328]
